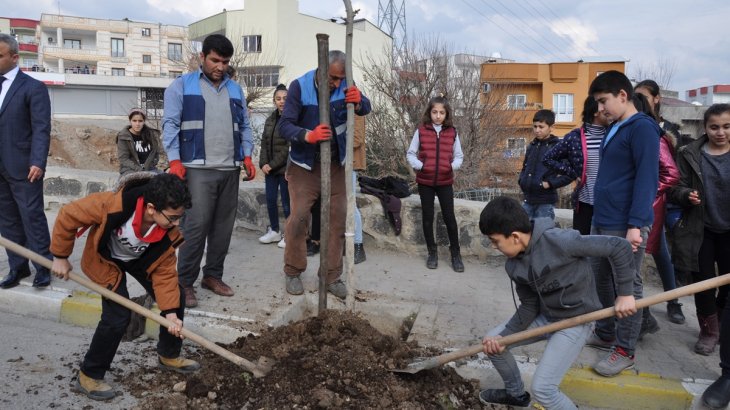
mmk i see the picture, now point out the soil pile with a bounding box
[124,310,490,409]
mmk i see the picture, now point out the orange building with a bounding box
[477,60,625,189]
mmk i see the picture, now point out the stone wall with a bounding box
[43,167,572,258]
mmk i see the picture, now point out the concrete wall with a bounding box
[44,167,575,259]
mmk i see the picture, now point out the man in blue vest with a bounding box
[162,34,255,307]
[278,50,371,298]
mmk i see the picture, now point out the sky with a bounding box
[5,0,729,97]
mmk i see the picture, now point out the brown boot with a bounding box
[158,355,201,374]
[73,371,115,401]
[183,286,198,308]
[695,313,720,355]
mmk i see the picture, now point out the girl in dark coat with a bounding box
[116,108,161,176]
[258,84,290,247]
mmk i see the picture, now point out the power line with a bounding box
[522,0,600,57]
[458,0,553,61]
[530,0,601,56]
[508,0,578,54]
[486,0,575,61]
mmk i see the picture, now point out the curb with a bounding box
[460,354,697,410]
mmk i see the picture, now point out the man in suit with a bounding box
[0,33,53,289]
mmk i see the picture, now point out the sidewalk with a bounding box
[0,208,721,409]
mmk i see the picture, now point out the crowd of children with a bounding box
[38,63,729,408]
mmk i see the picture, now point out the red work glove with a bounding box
[345,85,362,105]
[168,160,186,179]
[243,156,256,180]
[305,124,332,144]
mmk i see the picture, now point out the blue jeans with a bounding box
[352,171,363,244]
[590,225,648,355]
[264,173,290,232]
[522,202,555,220]
[487,315,591,409]
[652,229,676,292]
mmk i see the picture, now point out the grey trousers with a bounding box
[487,315,591,409]
[590,225,649,355]
[177,168,240,287]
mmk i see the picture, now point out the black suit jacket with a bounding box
[0,70,51,179]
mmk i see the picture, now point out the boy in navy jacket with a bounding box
[586,70,661,377]
[518,109,572,219]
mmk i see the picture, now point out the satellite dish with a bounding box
[490,52,502,59]
[691,101,703,106]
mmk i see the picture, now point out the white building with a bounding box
[29,14,189,120]
[686,85,730,106]
[188,0,392,110]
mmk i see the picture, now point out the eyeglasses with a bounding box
[158,211,184,224]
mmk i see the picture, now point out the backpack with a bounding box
[358,175,411,198]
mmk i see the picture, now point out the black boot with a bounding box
[354,243,366,264]
[426,248,438,269]
[639,307,659,340]
[667,300,685,324]
[702,376,730,409]
[450,247,464,272]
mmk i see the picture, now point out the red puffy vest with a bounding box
[416,124,456,186]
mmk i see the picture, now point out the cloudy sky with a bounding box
[6,0,728,96]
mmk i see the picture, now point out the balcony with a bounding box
[19,43,38,53]
[44,45,99,56]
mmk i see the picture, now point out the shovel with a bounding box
[0,236,274,378]
[393,272,730,374]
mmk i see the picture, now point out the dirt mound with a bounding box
[48,120,121,172]
[123,310,490,409]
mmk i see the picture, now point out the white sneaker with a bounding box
[259,228,281,244]
[277,237,286,248]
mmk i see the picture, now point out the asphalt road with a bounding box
[0,311,145,409]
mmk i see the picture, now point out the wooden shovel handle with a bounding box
[0,235,269,378]
[432,273,730,368]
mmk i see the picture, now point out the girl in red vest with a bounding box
[407,96,465,272]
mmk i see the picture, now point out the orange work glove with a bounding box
[345,85,362,105]
[305,124,332,144]
[168,160,186,179]
[243,156,256,180]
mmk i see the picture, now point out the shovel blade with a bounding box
[389,357,437,374]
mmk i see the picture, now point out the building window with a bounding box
[142,54,152,64]
[243,35,262,53]
[168,43,183,61]
[141,88,165,119]
[553,93,574,122]
[141,28,151,37]
[507,94,527,109]
[64,39,81,49]
[240,66,279,88]
[505,137,526,157]
[169,71,182,78]
[111,38,125,57]
[111,68,125,76]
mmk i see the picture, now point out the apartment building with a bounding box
[0,17,39,70]
[686,84,730,106]
[188,0,392,111]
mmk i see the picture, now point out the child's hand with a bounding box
[482,335,505,355]
[614,295,637,318]
[541,181,550,189]
[51,257,72,280]
[625,228,642,252]
[688,190,701,205]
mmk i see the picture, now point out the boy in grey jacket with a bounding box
[478,196,637,409]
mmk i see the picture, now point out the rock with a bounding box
[173,381,186,392]
[207,391,217,400]
[312,388,335,408]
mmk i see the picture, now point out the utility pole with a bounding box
[377,0,406,67]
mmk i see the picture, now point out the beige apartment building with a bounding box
[188,0,392,110]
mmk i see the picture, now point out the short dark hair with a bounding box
[581,95,599,124]
[533,109,555,125]
[479,196,532,236]
[704,103,730,128]
[202,34,234,58]
[589,70,634,99]
[143,174,192,211]
[421,95,453,128]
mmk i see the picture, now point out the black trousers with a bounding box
[722,292,730,377]
[81,264,185,380]
[572,202,593,235]
[692,229,730,316]
[418,184,459,251]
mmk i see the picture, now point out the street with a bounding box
[0,311,145,409]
